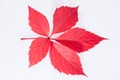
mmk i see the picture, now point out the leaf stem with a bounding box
[21,38,37,40]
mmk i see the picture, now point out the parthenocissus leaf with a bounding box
[28,6,50,36]
[21,6,106,76]
[55,28,106,52]
[52,6,78,34]
[50,42,86,75]
[29,37,50,67]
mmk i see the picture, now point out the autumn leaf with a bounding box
[52,6,78,34]
[28,6,50,36]
[55,28,105,52]
[50,42,85,75]
[21,6,106,76]
[29,37,50,67]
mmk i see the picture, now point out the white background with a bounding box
[0,0,120,80]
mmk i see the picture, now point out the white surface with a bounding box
[0,0,120,80]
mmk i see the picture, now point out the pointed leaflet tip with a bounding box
[28,6,50,36]
[52,6,78,35]
[50,42,85,75]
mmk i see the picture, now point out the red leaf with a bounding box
[52,6,78,34]
[55,28,105,52]
[28,6,50,36]
[22,6,106,76]
[29,37,49,67]
[50,42,85,75]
